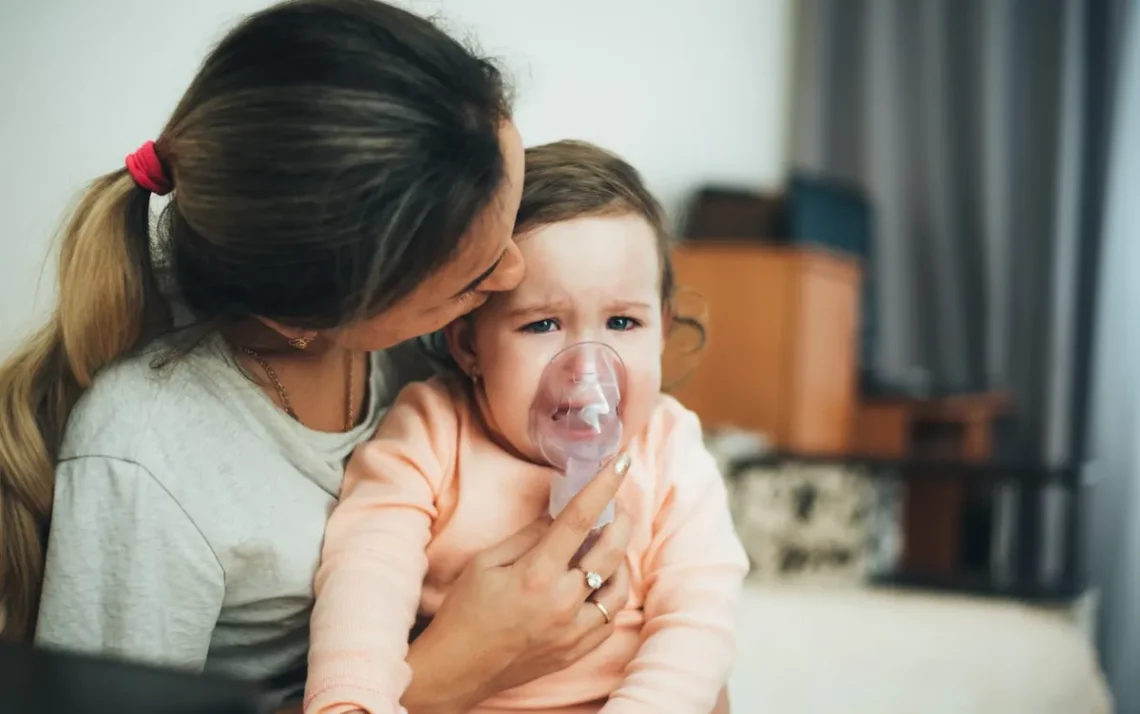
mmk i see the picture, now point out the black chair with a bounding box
[0,644,273,714]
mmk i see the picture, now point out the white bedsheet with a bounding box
[728,583,1112,714]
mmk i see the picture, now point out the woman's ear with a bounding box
[445,317,480,378]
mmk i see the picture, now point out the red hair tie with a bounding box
[125,140,172,195]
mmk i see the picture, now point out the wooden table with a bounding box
[853,392,1013,575]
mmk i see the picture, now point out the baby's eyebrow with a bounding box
[505,298,654,321]
[607,300,654,312]
[505,299,572,320]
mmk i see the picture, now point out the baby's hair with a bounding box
[514,140,706,384]
[422,140,706,385]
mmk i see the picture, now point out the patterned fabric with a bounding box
[702,428,903,584]
[718,458,901,585]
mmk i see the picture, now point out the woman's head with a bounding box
[0,0,523,641]
[446,140,703,464]
[165,0,525,347]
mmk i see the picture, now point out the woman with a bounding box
[0,1,634,711]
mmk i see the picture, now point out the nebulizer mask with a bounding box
[529,342,625,529]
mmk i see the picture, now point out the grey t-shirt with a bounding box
[35,334,397,693]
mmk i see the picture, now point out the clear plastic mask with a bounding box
[528,342,625,527]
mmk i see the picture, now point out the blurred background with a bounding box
[1,0,1138,712]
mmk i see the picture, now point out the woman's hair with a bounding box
[0,0,511,641]
[423,140,706,380]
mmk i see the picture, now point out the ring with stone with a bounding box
[577,568,604,591]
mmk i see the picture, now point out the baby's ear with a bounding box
[444,317,479,378]
[660,305,674,355]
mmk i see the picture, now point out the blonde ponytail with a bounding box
[0,170,166,642]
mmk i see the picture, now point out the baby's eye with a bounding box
[521,318,559,334]
[607,316,640,331]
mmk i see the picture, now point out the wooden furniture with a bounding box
[852,392,1013,576]
[670,243,861,455]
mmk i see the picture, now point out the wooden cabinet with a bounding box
[670,243,860,454]
[853,393,1013,576]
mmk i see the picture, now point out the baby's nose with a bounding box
[558,341,623,385]
[562,346,599,379]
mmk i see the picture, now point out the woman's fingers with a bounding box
[531,453,631,568]
[566,562,630,657]
[572,508,632,587]
[591,561,630,623]
[477,518,550,567]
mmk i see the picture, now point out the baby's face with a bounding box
[451,213,665,464]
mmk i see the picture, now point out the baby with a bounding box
[305,141,747,714]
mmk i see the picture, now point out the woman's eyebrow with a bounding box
[452,251,505,297]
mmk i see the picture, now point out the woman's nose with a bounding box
[478,241,525,294]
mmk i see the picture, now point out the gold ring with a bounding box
[591,599,611,624]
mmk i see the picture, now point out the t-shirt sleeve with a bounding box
[35,456,225,671]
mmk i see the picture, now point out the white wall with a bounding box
[0,0,793,354]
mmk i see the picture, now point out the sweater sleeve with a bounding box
[305,380,458,714]
[601,400,748,714]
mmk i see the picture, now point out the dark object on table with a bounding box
[0,643,273,714]
[682,186,786,240]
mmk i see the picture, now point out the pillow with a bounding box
[728,461,902,584]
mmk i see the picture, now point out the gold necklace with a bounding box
[240,346,356,431]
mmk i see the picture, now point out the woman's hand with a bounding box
[401,454,633,714]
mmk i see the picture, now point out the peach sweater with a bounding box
[305,378,747,714]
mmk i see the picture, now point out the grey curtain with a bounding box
[794,0,1136,707]
[793,0,1098,460]
[1085,2,1140,710]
